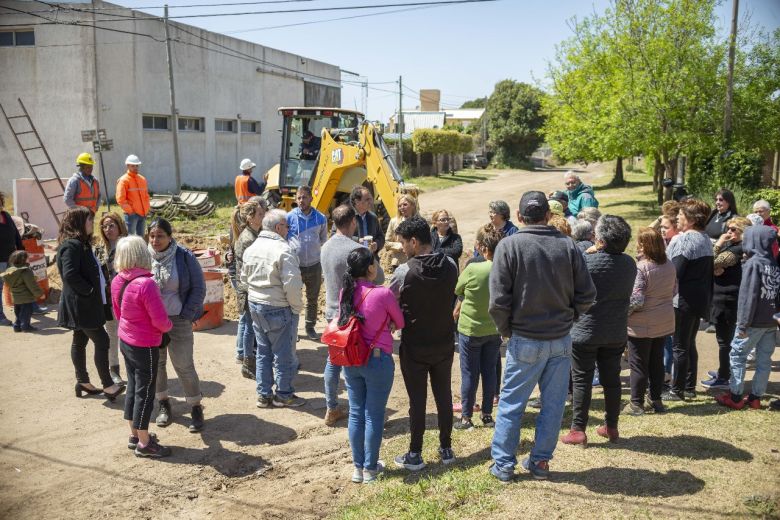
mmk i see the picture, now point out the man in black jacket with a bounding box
[390,216,458,471]
[349,186,385,256]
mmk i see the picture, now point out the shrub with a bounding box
[752,188,780,222]
[688,147,764,195]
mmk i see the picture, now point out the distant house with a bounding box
[443,109,485,129]
[388,111,445,134]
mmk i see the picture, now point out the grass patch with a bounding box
[406,169,497,193]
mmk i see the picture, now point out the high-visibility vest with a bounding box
[75,176,100,213]
[116,171,150,216]
[235,174,252,204]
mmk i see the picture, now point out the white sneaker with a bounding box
[351,467,363,483]
[363,461,385,484]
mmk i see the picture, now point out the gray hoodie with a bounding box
[489,225,596,340]
[736,225,780,332]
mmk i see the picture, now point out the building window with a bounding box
[215,119,236,133]
[178,117,203,132]
[142,114,170,130]
[241,121,261,134]
[0,30,35,47]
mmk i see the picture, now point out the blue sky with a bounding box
[114,0,780,121]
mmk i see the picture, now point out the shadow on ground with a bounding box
[591,434,752,461]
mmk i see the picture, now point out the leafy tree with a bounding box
[460,97,488,109]
[485,80,546,166]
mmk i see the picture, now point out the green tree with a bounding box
[485,80,546,166]
[544,0,726,193]
[460,97,488,109]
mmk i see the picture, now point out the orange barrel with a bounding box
[192,248,225,331]
[3,238,49,307]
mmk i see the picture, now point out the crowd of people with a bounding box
[1,167,778,483]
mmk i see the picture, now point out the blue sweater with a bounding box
[174,245,206,322]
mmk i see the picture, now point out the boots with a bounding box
[241,355,256,380]
[189,405,205,433]
[156,399,172,427]
[110,365,126,386]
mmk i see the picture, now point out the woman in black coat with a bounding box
[430,209,463,266]
[57,206,125,400]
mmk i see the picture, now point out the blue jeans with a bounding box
[324,355,343,409]
[14,303,33,329]
[729,327,777,397]
[240,308,256,360]
[458,333,501,417]
[492,333,572,473]
[250,302,296,399]
[0,262,7,321]
[343,350,394,471]
[124,213,146,236]
[663,335,673,374]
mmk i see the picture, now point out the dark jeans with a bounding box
[627,336,665,404]
[458,333,501,417]
[299,263,322,328]
[121,340,160,430]
[71,327,114,388]
[713,304,737,380]
[672,308,699,395]
[571,342,625,429]
[13,303,33,329]
[400,347,453,453]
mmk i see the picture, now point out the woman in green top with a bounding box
[453,225,503,430]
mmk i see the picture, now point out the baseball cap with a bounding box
[519,191,550,220]
[549,190,569,203]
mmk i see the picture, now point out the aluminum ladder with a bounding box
[0,98,66,225]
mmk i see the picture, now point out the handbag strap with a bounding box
[116,278,133,316]
[367,314,389,348]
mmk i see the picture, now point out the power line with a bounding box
[24,0,312,12]
[26,0,496,23]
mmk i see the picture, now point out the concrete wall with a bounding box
[0,0,341,204]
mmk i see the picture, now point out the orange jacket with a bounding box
[75,177,100,213]
[235,174,251,204]
[116,171,150,216]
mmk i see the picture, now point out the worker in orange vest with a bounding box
[234,158,267,205]
[116,155,151,236]
[63,153,101,213]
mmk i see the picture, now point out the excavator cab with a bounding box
[270,107,363,208]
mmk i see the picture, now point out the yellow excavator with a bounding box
[264,107,417,223]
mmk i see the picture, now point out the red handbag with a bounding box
[322,288,387,367]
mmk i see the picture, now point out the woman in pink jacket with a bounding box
[112,236,173,458]
[338,247,404,484]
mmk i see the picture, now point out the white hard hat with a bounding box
[125,154,142,165]
[240,158,256,171]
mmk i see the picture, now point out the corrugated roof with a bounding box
[444,109,485,120]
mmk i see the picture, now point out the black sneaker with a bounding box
[127,432,158,450]
[481,415,495,428]
[272,394,306,408]
[684,390,697,399]
[528,398,542,409]
[439,447,456,465]
[21,325,38,332]
[155,399,172,427]
[256,396,273,408]
[453,416,474,431]
[305,327,321,342]
[394,452,426,471]
[661,390,684,402]
[13,326,21,333]
[769,399,780,411]
[134,439,172,458]
[189,405,204,433]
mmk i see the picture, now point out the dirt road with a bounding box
[0,166,751,519]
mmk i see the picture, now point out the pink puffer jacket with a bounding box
[111,268,172,348]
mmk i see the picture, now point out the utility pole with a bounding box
[91,8,110,210]
[362,80,368,116]
[164,4,181,192]
[723,0,739,143]
[398,75,403,168]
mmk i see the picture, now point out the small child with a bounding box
[0,250,43,332]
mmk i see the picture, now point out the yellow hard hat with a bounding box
[76,152,95,166]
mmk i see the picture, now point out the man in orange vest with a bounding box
[63,152,101,213]
[116,154,151,236]
[234,158,267,205]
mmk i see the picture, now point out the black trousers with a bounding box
[627,336,665,404]
[121,340,160,430]
[713,303,737,380]
[71,327,114,388]
[400,346,453,453]
[672,308,699,395]
[571,342,625,429]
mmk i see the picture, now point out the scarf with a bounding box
[150,239,177,288]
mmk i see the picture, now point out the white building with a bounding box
[0,0,342,196]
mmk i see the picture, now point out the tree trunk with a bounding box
[611,156,625,186]
[654,154,663,204]
[662,151,675,202]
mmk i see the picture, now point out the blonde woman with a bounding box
[384,194,419,268]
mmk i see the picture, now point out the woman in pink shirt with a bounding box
[339,247,404,484]
[112,236,173,458]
